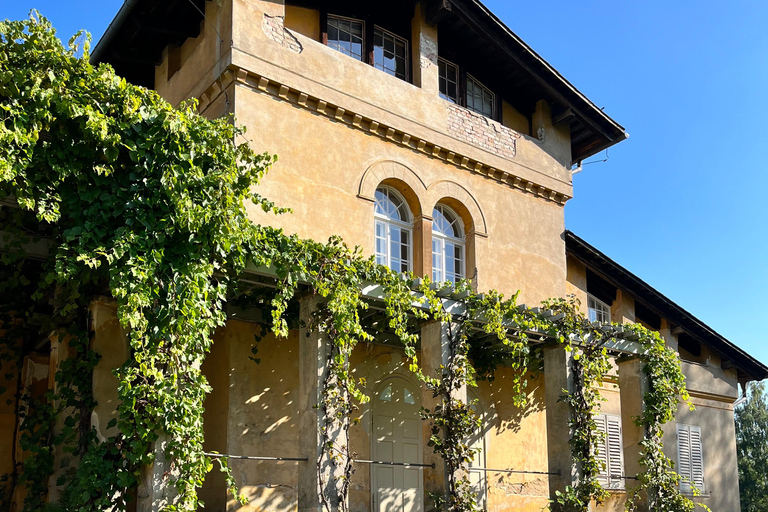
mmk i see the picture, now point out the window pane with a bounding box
[466,75,494,118]
[379,385,392,402]
[374,28,408,81]
[400,229,409,263]
[327,16,364,61]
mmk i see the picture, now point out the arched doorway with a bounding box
[371,376,424,512]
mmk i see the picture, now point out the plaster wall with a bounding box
[208,319,556,512]
[235,85,566,303]
[228,0,574,192]
[669,395,740,512]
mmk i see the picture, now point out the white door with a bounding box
[372,378,423,512]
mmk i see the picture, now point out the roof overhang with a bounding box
[565,230,768,383]
[439,0,628,165]
[92,0,628,164]
[90,0,209,87]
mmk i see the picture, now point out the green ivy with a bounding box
[0,13,702,512]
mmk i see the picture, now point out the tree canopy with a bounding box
[737,380,768,512]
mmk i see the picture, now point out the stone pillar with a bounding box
[618,356,649,511]
[611,290,635,325]
[89,298,128,442]
[47,330,74,502]
[420,321,467,508]
[413,214,433,279]
[543,345,578,501]
[136,434,178,512]
[659,319,679,352]
[411,3,439,93]
[298,296,348,512]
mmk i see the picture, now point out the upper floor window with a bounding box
[327,16,364,61]
[325,15,409,82]
[438,58,459,103]
[588,294,611,324]
[374,27,408,81]
[466,74,495,118]
[677,424,705,494]
[374,186,412,272]
[595,413,624,490]
[432,204,464,284]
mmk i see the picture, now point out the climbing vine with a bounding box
[0,13,702,512]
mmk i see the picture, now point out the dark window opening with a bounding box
[678,333,707,365]
[586,269,617,308]
[634,301,661,331]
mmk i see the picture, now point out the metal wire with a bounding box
[469,467,560,476]
[354,459,435,469]
[205,452,308,462]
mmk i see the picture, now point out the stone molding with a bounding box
[197,66,571,206]
[358,160,428,203]
[426,180,487,236]
[357,161,488,237]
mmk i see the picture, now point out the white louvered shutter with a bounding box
[606,415,624,489]
[594,415,610,487]
[677,425,693,493]
[689,426,705,492]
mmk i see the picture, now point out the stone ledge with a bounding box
[197,66,571,206]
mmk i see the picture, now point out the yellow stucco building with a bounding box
[1,1,764,512]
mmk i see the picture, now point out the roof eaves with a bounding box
[564,230,768,381]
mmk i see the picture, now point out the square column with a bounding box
[298,296,348,512]
[411,3,439,93]
[136,435,178,512]
[617,356,650,511]
[420,321,467,508]
[543,345,578,501]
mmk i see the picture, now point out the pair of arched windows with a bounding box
[374,185,465,283]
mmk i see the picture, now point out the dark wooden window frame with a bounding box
[321,10,411,84]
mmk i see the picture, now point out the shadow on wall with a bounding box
[481,369,545,435]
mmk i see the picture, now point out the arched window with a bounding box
[432,204,464,284]
[375,186,412,272]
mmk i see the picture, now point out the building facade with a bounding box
[1,1,764,512]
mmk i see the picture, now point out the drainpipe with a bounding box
[89,0,142,65]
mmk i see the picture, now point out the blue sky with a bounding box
[3,1,768,366]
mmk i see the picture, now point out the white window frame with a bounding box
[587,294,611,324]
[438,57,459,103]
[326,15,365,61]
[595,413,625,490]
[677,424,705,494]
[431,204,465,284]
[374,186,413,273]
[465,74,495,118]
[373,26,409,81]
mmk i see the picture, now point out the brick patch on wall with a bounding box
[447,104,520,160]
[263,14,303,54]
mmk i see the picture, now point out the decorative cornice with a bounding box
[198,66,571,206]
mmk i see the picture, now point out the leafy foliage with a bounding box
[736,380,768,512]
[0,12,699,512]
